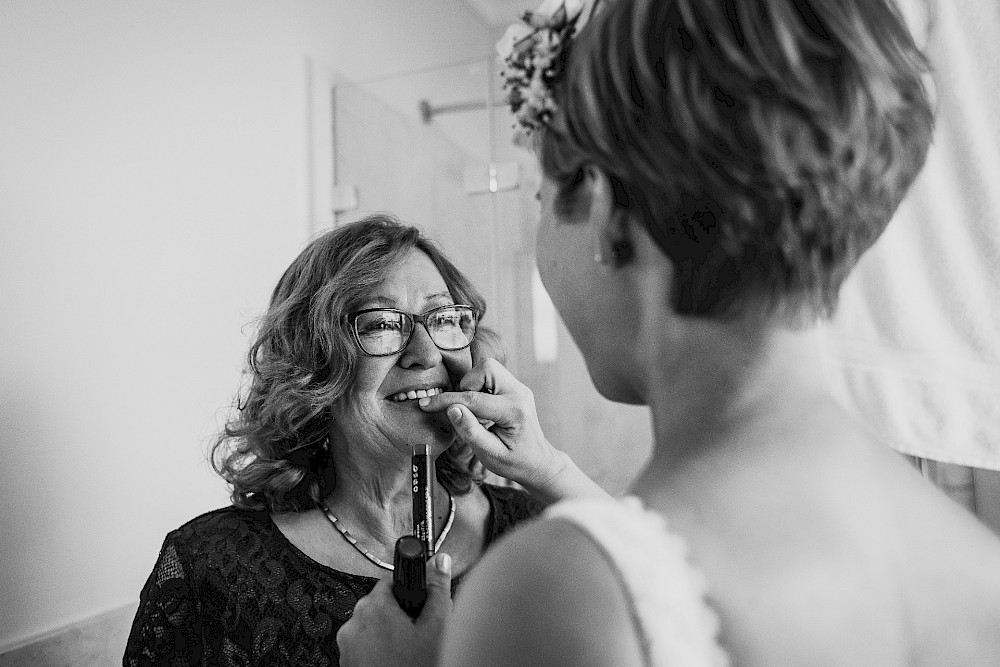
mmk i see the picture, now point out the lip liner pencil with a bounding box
[411,444,434,558]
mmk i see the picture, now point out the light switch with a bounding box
[463,162,521,194]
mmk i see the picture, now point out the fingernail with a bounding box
[418,397,430,407]
[447,405,462,423]
[437,552,452,574]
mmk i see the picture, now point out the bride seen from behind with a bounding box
[338,0,1000,664]
[450,0,1000,663]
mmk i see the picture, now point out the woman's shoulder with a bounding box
[443,496,729,667]
[479,481,545,526]
[443,511,646,667]
[171,504,267,531]
[163,505,272,554]
[550,497,729,664]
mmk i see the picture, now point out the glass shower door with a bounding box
[330,58,652,495]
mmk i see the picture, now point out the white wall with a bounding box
[0,0,494,650]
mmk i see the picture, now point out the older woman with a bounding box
[122,214,596,666]
[339,0,1000,664]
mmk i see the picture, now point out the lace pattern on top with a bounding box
[124,483,542,667]
[545,497,730,667]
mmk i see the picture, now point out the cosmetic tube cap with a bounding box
[392,535,427,619]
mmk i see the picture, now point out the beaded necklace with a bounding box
[321,492,456,571]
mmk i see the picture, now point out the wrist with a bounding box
[521,449,608,505]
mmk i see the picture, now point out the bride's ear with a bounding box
[583,166,634,266]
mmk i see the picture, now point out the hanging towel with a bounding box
[818,0,1000,471]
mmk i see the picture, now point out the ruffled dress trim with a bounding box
[545,496,730,667]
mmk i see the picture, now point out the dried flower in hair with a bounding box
[496,0,600,144]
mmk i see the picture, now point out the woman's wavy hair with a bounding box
[212,214,496,511]
[542,0,935,324]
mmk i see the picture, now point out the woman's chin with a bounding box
[427,409,455,437]
[386,401,455,451]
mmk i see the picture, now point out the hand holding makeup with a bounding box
[337,553,453,667]
[419,358,609,504]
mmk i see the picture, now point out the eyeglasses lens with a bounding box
[426,306,476,350]
[354,311,410,356]
[354,306,476,355]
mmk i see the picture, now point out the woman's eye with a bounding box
[360,318,400,334]
[432,314,459,327]
[534,190,541,202]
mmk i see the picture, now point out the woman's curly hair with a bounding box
[212,214,497,511]
[542,0,935,325]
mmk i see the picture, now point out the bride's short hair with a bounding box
[541,0,934,325]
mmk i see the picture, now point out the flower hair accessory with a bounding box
[495,0,600,143]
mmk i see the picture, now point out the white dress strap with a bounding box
[545,497,730,667]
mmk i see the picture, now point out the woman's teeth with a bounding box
[390,387,444,402]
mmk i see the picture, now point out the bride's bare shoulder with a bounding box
[442,517,645,667]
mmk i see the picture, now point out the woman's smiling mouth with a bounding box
[388,386,445,402]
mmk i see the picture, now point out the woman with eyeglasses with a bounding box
[123,213,601,666]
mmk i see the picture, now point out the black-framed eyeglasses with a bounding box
[346,304,478,357]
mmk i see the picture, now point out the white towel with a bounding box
[818,0,1000,471]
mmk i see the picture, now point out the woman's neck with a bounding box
[635,321,832,490]
[322,449,452,550]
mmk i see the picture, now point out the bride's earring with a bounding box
[594,241,631,265]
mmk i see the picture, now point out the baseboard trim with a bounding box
[0,601,138,666]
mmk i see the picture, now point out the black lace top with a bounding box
[123,484,541,667]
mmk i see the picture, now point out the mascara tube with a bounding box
[411,444,434,558]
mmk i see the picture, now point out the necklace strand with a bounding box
[321,492,456,571]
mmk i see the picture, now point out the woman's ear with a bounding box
[583,166,634,266]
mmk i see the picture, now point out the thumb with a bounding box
[419,552,453,623]
[446,404,502,454]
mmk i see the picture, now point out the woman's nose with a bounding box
[399,322,443,368]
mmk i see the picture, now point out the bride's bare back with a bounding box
[640,395,1000,665]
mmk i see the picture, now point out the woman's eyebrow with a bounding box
[360,292,453,309]
[359,294,398,309]
[425,291,453,303]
